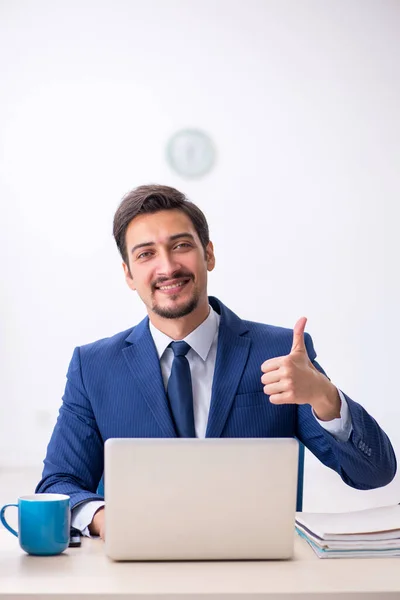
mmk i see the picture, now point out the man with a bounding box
[36,184,396,540]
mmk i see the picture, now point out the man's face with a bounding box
[123,210,215,320]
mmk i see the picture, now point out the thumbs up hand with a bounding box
[261,318,341,421]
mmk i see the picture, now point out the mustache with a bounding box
[151,270,194,291]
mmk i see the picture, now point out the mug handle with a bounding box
[0,504,18,537]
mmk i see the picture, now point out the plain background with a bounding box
[0,0,399,512]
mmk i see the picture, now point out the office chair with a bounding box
[296,441,305,512]
[96,439,306,512]
[97,477,104,497]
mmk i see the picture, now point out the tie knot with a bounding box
[169,341,191,357]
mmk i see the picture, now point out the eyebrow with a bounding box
[130,232,195,255]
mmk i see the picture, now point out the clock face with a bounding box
[166,129,216,178]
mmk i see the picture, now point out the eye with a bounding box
[137,251,153,260]
[174,242,192,250]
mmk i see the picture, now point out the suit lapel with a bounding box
[206,298,251,438]
[122,317,176,437]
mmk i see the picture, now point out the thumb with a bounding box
[291,317,307,354]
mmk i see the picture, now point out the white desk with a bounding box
[0,529,399,599]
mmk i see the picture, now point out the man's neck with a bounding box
[148,301,210,340]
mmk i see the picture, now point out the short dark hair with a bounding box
[113,184,210,265]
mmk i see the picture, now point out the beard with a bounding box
[150,270,200,319]
[151,289,200,319]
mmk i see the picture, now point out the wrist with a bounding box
[313,382,341,422]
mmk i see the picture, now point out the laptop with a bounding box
[104,437,299,561]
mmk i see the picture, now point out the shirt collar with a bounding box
[149,306,220,361]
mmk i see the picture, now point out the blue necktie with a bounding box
[167,341,196,437]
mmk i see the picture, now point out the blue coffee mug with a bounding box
[0,493,70,556]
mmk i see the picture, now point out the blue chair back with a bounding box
[97,477,104,497]
[296,441,305,512]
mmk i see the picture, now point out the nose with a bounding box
[155,249,180,277]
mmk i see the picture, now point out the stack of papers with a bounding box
[295,504,400,558]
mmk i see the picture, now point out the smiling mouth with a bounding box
[158,281,186,291]
[155,278,191,293]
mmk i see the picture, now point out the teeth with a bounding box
[158,281,186,291]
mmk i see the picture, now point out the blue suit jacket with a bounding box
[36,297,396,509]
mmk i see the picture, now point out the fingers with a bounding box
[261,369,281,385]
[261,356,285,373]
[262,316,308,372]
[263,381,289,396]
[261,318,310,407]
[291,316,307,354]
[262,365,291,395]
[269,392,295,405]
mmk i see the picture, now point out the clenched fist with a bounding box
[261,317,341,421]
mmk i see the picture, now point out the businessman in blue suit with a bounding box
[36,184,396,539]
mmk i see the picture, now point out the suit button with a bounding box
[367,448,372,456]
[358,440,363,449]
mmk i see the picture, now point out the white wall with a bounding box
[0,0,399,511]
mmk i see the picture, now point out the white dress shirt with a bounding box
[72,306,352,535]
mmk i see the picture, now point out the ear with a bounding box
[205,241,216,272]
[122,262,136,291]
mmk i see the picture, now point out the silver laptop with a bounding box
[104,438,299,561]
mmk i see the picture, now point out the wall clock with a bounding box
[166,129,216,178]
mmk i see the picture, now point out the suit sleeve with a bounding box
[35,347,104,509]
[296,333,397,490]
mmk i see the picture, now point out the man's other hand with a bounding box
[89,506,105,540]
[260,317,341,421]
